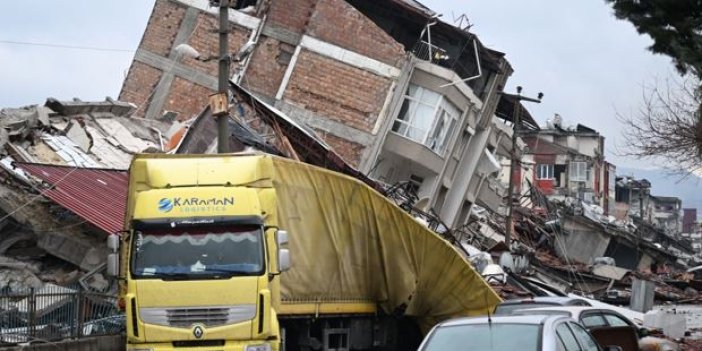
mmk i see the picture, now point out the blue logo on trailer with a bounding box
[158,198,173,212]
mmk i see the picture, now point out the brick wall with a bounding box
[267,0,316,33]
[315,129,365,167]
[140,0,187,57]
[242,37,293,97]
[181,12,250,78]
[284,51,393,133]
[119,0,407,168]
[118,62,162,118]
[163,77,212,121]
[307,0,405,67]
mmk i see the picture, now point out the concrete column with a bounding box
[630,278,654,312]
[440,124,492,227]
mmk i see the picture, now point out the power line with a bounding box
[0,40,134,53]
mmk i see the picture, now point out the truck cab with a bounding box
[107,154,290,351]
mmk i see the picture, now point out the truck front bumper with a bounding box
[127,340,277,351]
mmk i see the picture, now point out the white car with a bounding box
[512,306,678,351]
[418,314,625,351]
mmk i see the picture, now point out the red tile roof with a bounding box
[17,163,128,234]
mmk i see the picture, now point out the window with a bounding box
[569,161,590,182]
[537,164,555,179]
[556,323,580,351]
[132,225,264,279]
[568,322,599,351]
[421,324,540,351]
[603,314,630,327]
[581,314,607,328]
[392,84,462,154]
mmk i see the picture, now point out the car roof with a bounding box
[438,314,571,328]
[513,306,636,324]
[499,296,588,305]
[512,306,605,317]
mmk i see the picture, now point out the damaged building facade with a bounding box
[518,117,614,215]
[118,0,519,227]
[499,108,696,276]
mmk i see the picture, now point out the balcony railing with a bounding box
[412,40,450,65]
[411,40,481,89]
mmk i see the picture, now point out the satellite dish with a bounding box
[413,197,430,212]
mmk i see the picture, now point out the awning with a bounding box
[16,163,128,234]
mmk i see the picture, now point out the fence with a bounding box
[0,284,124,346]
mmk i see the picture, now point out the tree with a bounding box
[605,1,702,79]
[617,77,702,173]
[606,1,702,172]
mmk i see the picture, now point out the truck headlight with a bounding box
[245,343,271,351]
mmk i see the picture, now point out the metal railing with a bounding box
[0,284,124,345]
[411,40,480,86]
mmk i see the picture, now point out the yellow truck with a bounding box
[107,153,499,351]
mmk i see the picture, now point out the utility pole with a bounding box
[216,0,230,153]
[503,87,543,250]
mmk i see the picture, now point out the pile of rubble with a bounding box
[0,97,177,292]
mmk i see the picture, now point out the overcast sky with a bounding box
[0,0,677,170]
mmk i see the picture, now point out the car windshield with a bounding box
[421,324,540,351]
[132,225,264,279]
[494,302,558,315]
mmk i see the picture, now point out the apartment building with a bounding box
[118,0,517,227]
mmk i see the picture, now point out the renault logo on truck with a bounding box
[192,325,204,339]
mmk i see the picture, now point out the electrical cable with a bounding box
[0,40,134,53]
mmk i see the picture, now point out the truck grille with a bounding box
[140,305,256,328]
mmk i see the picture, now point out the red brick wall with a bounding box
[284,51,392,133]
[140,0,186,57]
[243,37,292,97]
[308,0,405,67]
[118,62,162,118]
[180,12,250,77]
[315,129,365,167]
[267,0,316,33]
[163,77,213,121]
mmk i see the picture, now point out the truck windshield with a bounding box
[131,225,264,279]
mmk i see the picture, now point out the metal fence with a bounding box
[0,284,124,345]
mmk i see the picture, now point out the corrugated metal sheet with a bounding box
[16,163,128,234]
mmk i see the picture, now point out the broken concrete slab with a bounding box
[592,264,630,281]
[45,97,135,117]
[65,120,92,153]
[0,182,104,271]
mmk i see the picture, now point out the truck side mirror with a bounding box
[277,230,288,246]
[106,253,119,277]
[107,233,120,252]
[278,249,291,272]
[106,234,120,278]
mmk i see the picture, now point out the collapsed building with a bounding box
[0,0,701,332]
[119,0,521,228]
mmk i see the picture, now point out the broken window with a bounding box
[569,161,590,182]
[536,164,554,180]
[392,84,462,155]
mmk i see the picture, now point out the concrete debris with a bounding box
[0,97,179,292]
[0,262,44,292]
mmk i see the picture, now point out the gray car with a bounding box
[417,314,623,351]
